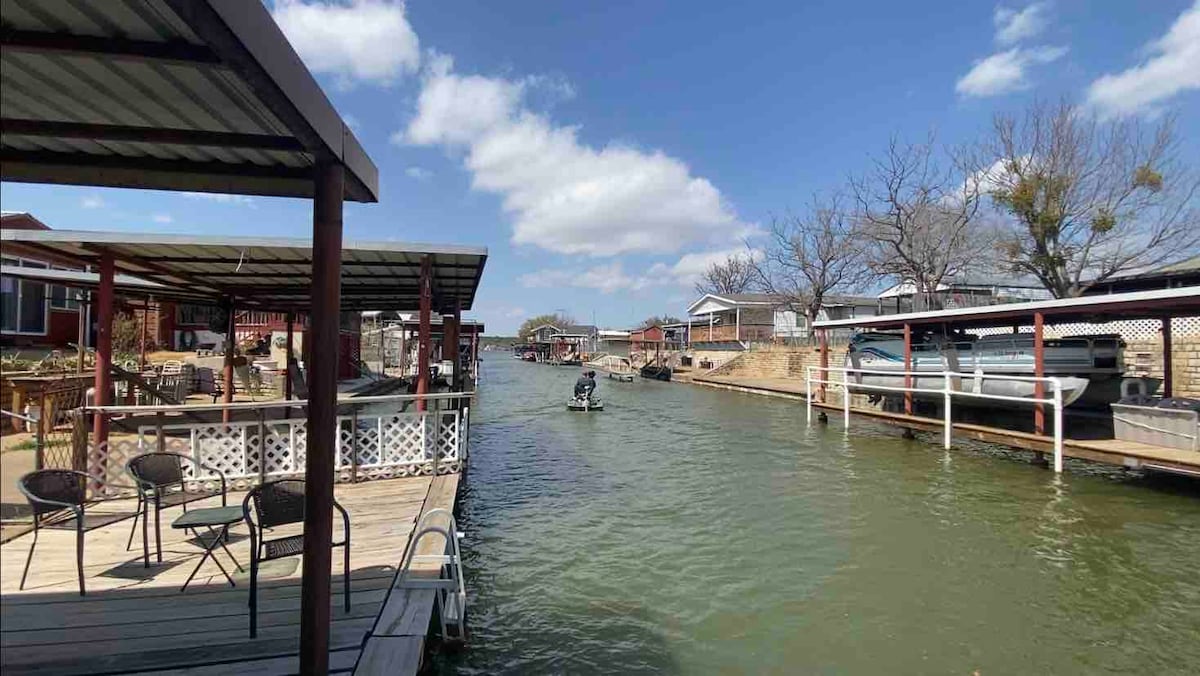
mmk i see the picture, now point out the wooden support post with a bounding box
[92,252,115,458]
[1162,317,1173,398]
[903,323,913,416]
[222,301,236,424]
[709,312,714,341]
[77,282,88,374]
[470,327,479,382]
[299,160,344,676]
[285,311,295,400]
[1033,311,1045,436]
[417,256,433,412]
[140,302,149,368]
[735,306,741,342]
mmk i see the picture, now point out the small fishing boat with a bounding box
[567,395,604,411]
[586,354,636,382]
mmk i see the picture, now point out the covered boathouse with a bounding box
[806,286,1200,477]
[0,1,481,674]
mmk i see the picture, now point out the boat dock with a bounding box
[0,473,461,675]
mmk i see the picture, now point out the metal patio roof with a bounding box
[0,263,218,304]
[1,229,488,313]
[0,0,378,201]
[812,286,1200,331]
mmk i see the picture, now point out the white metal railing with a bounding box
[806,366,1065,473]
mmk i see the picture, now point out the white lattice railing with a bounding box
[84,394,471,492]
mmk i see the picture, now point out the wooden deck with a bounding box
[694,375,1200,476]
[0,475,451,675]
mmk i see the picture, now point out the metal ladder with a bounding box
[395,508,467,641]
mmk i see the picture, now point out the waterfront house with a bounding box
[877,273,1051,314]
[686,293,879,346]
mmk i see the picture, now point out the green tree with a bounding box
[517,312,575,340]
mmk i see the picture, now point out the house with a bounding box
[773,295,880,341]
[1,212,88,348]
[1083,256,1200,295]
[877,274,1052,314]
[597,329,631,355]
[629,325,664,353]
[685,292,880,346]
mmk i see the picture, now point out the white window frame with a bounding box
[1,256,51,336]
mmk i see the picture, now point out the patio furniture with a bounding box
[17,470,140,596]
[171,505,244,592]
[242,479,350,637]
[126,453,228,568]
[161,360,184,376]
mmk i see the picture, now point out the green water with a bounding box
[436,354,1200,674]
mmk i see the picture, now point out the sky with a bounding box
[2,0,1198,335]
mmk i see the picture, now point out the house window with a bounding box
[48,267,82,311]
[178,304,219,326]
[1,256,49,335]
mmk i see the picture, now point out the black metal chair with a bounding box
[242,479,350,637]
[126,453,228,567]
[17,470,139,595]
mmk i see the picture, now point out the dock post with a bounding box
[902,323,913,416]
[805,367,812,427]
[842,371,850,431]
[943,372,951,450]
[92,251,115,471]
[416,256,432,412]
[222,300,236,424]
[1053,380,1064,473]
[299,159,344,676]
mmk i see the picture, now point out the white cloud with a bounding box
[80,195,105,209]
[151,213,173,224]
[1085,1,1200,117]
[994,3,1050,45]
[401,54,750,257]
[956,45,1067,97]
[404,166,433,180]
[181,192,255,206]
[272,0,420,89]
[518,247,762,295]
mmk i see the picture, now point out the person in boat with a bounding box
[574,370,597,400]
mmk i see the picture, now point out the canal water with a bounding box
[435,354,1200,674]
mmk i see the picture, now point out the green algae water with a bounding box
[435,353,1200,674]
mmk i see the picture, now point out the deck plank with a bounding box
[0,475,439,675]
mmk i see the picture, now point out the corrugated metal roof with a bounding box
[1,229,488,312]
[813,287,1200,330]
[0,0,377,201]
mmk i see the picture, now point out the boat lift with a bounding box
[807,366,1066,472]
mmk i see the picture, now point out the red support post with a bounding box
[299,161,344,676]
[1033,311,1045,435]
[1162,317,1173,398]
[92,252,115,460]
[903,323,913,416]
[416,256,433,412]
[222,302,236,424]
[445,307,460,391]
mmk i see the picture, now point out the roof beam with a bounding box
[0,29,222,67]
[1,119,304,152]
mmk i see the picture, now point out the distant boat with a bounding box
[639,364,672,382]
[845,331,1139,408]
[586,354,636,382]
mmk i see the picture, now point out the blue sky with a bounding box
[2,0,1198,334]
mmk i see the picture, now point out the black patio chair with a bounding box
[126,453,228,568]
[242,479,350,637]
[17,470,140,596]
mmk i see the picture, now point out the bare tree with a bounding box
[695,253,756,296]
[850,136,995,310]
[984,101,1199,297]
[753,195,871,341]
